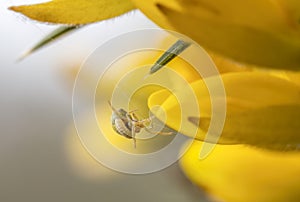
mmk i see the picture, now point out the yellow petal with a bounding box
[284,0,300,24]
[207,51,253,74]
[131,0,300,70]
[180,141,300,202]
[10,0,135,24]
[197,104,300,150]
[148,72,300,148]
[286,71,300,86]
[216,72,300,110]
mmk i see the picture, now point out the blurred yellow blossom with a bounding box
[180,141,300,202]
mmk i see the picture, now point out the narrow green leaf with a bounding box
[18,25,81,61]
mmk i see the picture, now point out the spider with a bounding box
[108,102,171,148]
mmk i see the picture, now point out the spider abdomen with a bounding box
[113,117,132,139]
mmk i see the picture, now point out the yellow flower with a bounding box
[9,1,300,201]
[147,49,300,201]
[180,141,300,202]
[63,45,300,201]
[149,69,300,150]
[10,0,300,70]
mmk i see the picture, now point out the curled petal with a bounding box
[148,72,300,149]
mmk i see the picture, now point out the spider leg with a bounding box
[128,109,138,114]
[131,121,137,148]
[108,101,128,122]
[146,115,156,128]
[125,112,132,121]
[132,137,136,149]
[108,101,121,115]
[157,131,173,135]
[139,116,153,128]
[144,127,173,135]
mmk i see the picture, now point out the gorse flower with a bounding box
[180,141,300,202]
[9,0,300,201]
[150,69,300,150]
[10,0,300,70]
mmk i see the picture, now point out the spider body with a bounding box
[111,108,143,138]
[109,102,150,148]
[109,102,172,148]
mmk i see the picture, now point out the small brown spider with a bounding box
[108,102,171,148]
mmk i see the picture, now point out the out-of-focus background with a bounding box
[1,1,209,201]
